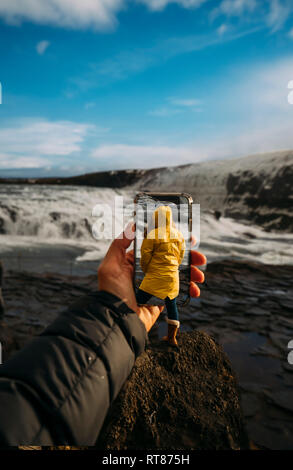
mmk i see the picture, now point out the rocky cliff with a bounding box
[0,168,145,189]
[96,330,248,450]
[0,150,292,232]
[134,150,293,233]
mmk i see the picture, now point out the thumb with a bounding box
[107,222,135,259]
[137,304,164,332]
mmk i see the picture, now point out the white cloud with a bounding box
[212,0,293,33]
[137,0,207,11]
[169,97,201,107]
[90,58,293,169]
[0,0,292,35]
[91,144,196,167]
[148,107,183,117]
[71,26,260,90]
[0,0,208,30]
[237,57,293,112]
[0,153,50,169]
[36,40,50,55]
[0,0,125,30]
[213,0,257,17]
[0,118,93,159]
[217,23,228,35]
[85,101,96,110]
[190,56,293,159]
[199,122,293,160]
[267,0,291,32]
[90,118,293,169]
[149,97,202,117]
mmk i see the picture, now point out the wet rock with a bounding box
[282,363,293,373]
[282,373,293,387]
[269,333,290,351]
[0,321,19,362]
[264,391,293,414]
[279,300,293,311]
[240,393,261,417]
[0,261,4,319]
[200,296,230,308]
[251,342,281,359]
[96,331,248,450]
[246,421,293,450]
[239,382,270,394]
[277,317,293,329]
[1,270,97,361]
[244,307,270,316]
[0,218,5,235]
[243,232,256,239]
[227,317,249,327]
[49,212,61,221]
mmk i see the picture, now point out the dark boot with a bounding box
[162,320,180,347]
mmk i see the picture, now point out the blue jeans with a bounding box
[136,288,179,322]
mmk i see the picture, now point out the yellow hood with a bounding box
[147,205,177,240]
[152,205,172,229]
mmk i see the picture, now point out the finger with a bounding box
[137,305,164,332]
[138,305,164,315]
[191,235,196,247]
[191,266,205,283]
[126,251,134,264]
[109,222,135,256]
[125,253,135,268]
[191,250,207,266]
[190,281,201,298]
[123,221,136,243]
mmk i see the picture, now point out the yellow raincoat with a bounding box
[139,205,185,300]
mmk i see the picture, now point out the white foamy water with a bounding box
[200,212,293,265]
[0,184,292,274]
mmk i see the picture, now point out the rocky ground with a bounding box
[181,260,293,450]
[0,260,292,449]
[96,330,248,450]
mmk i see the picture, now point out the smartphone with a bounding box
[133,192,193,308]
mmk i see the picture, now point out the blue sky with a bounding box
[1,0,293,176]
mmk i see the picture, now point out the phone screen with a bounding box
[134,192,192,307]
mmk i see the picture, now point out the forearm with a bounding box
[0,291,147,446]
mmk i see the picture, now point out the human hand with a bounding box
[190,235,207,297]
[97,223,164,332]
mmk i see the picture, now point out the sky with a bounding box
[1,0,293,176]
